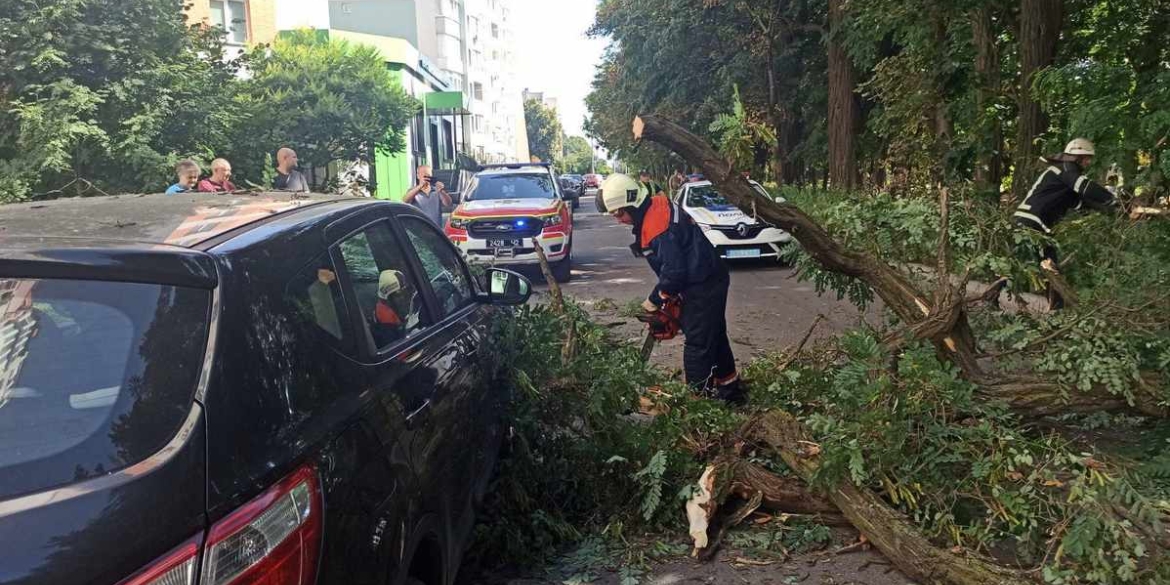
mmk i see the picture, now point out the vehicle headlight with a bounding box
[449,217,470,230]
[543,213,563,227]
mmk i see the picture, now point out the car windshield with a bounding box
[466,173,556,201]
[0,278,210,499]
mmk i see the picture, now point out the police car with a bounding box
[675,180,792,260]
[445,163,574,281]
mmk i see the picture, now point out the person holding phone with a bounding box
[404,165,452,227]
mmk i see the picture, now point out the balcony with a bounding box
[435,15,461,38]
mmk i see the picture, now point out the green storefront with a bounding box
[323,29,470,201]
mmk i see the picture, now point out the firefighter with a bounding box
[1013,138,1116,309]
[600,173,744,404]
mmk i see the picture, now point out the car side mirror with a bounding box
[480,268,532,305]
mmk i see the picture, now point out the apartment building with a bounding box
[184,0,279,50]
[461,0,527,164]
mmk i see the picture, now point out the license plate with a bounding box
[487,239,522,248]
[726,248,761,259]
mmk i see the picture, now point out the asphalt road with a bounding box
[532,198,873,367]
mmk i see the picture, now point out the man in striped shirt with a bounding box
[1013,138,1116,308]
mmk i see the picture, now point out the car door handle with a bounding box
[405,398,432,423]
[400,349,425,365]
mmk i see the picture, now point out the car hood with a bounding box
[686,205,758,226]
[456,199,559,216]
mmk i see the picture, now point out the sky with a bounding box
[510,0,608,138]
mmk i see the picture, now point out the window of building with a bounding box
[491,23,499,38]
[209,0,248,45]
[471,82,484,101]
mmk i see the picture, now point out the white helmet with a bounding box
[600,173,649,213]
[377,269,405,300]
[1064,138,1095,157]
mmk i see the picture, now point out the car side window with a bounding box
[337,223,428,350]
[399,216,475,316]
[286,255,350,346]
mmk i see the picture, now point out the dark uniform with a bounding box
[1013,159,1115,308]
[1013,160,1115,235]
[631,194,740,400]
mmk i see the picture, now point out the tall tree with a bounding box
[971,3,1004,195]
[524,99,564,165]
[1013,0,1062,201]
[232,30,418,187]
[827,0,858,189]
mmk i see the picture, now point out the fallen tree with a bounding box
[628,114,1170,583]
[632,114,1168,418]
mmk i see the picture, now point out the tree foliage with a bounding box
[587,0,1170,196]
[0,1,418,202]
[230,30,418,185]
[524,98,564,166]
[560,135,595,174]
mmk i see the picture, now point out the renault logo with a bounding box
[496,224,513,232]
[736,223,749,237]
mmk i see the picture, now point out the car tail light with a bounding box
[119,464,321,585]
[202,464,322,585]
[118,537,201,585]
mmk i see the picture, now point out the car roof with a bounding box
[476,167,552,177]
[684,180,764,189]
[0,192,352,249]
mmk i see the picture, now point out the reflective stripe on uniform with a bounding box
[1018,166,1060,211]
[1074,175,1088,194]
[1013,211,1051,233]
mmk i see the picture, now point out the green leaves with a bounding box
[525,99,564,166]
[633,450,668,522]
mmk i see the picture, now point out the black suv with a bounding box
[0,193,531,585]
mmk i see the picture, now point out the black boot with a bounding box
[713,379,747,406]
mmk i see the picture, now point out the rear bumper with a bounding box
[449,231,571,265]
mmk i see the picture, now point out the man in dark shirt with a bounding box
[274,147,310,192]
[1013,138,1116,308]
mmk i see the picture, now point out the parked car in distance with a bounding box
[446,162,574,282]
[582,173,601,197]
[558,174,583,209]
[0,192,532,585]
[675,180,793,261]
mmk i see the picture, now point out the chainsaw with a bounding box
[636,297,682,361]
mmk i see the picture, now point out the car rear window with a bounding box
[466,173,556,200]
[0,278,210,500]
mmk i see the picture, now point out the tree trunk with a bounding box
[751,411,1034,585]
[972,5,1003,196]
[827,0,858,190]
[930,7,953,176]
[1012,0,1062,203]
